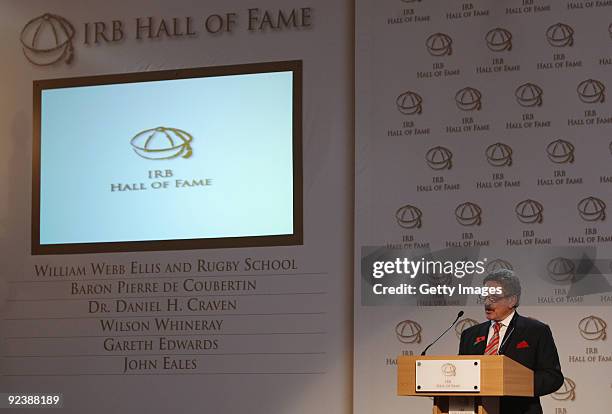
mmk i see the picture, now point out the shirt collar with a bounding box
[491,310,515,328]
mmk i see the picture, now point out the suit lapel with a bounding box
[474,323,490,355]
[499,312,523,355]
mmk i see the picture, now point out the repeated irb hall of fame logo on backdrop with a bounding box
[577,197,606,222]
[425,146,453,170]
[130,127,194,160]
[396,91,423,115]
[485,27,512,52]
[454,318,479,338]
[578,315,607,341]
[485,143,513,167]
[393,196,607,228]
[577,79,605,104]
[395,320,423,344]
[486,258,513,274]
[546,257,576,283]
[424,143,516,169]
[546,23,574,47]
[455,202,482,226]
[546,139,575,164]
[515,83,543,108]
[551,377,576,401]
[395,204,423,229]
[455,87,482,111]
[396,80,607,114]
[515,199,544,224]
[426,33,453,56]
[20,13,75,66]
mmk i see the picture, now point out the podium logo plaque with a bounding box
[415,359,481,392]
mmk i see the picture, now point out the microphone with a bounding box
[420,310,464,356]
[498,326,515,355]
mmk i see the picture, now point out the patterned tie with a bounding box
[484,322,501,355]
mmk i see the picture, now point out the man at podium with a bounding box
[458,269,564,414]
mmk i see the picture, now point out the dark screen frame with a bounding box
[32,60,303,255]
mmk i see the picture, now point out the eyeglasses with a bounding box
[479,294,508,303]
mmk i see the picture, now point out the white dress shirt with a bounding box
[487,310,515,352]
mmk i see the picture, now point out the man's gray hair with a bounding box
[483,268,521,307]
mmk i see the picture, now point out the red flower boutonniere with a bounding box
[474,336,486,345]
[516,340,529,349]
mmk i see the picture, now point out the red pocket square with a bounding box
[474,336,486,345]
[516,340,529,349]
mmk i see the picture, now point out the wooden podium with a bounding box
[397,355,533,414]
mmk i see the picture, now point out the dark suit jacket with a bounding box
[459,312,564,414]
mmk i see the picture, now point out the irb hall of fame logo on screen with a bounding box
[130,127,194,160]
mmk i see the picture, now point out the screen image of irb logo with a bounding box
[130,127,194,160]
